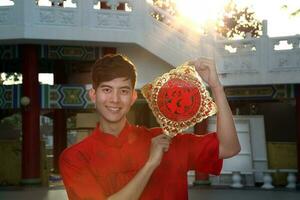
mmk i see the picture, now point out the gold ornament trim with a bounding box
[141,63,217,137]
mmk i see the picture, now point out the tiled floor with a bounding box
[189,186,300,200]
[0,186,299,200]
[0,187,67,200]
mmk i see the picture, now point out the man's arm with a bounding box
[108,134,170,200]
[60,134,170,200]
[192,58,241,159]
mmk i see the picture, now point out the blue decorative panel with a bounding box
[0,84,295,109]
[0,86,3,107]
[40,84,94,109]
[0,85,21,109]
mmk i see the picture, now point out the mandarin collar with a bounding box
[91,122,131,148]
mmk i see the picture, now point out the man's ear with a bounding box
[89,88,96,103]
[131,90,137,106]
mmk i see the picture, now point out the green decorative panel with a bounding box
[41,45,100,61]
[225,85,294,100]
[0,45,18,60]
[61,86,85,105]
[0,140,21,185]
[0,140,49,186]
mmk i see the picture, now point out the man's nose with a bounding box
[110,90,120,102]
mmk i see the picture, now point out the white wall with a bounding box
[208,115,268,185]
[67,44,174,89]
[118,45,174,89]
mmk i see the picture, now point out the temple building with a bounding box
[0,0,299,188]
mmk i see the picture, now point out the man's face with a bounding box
[89,77,137,125]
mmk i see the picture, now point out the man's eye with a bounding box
[121,89,129,95]
[102,88,111,93]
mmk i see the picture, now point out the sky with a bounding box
[171,0,300,37]
[232,0,300,36]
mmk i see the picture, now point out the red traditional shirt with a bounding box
[59,122,222,200]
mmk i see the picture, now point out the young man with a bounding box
[59,54,240,200]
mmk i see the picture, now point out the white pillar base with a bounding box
[261,171,275,189]
[231,171,243,188]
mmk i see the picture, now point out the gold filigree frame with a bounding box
[141,63,217,137]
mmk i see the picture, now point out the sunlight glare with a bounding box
[167,0,300,36]
[37,0,51,6]
[0,0,14,6]
[39,73,54,85]
[0,73,22,85]
[173,0,228,29]
[240,0,300,36]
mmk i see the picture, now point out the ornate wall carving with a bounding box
[96,12,130,29]
[39,9,76,26]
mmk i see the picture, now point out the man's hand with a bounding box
[189,58,222,89]
[108,134,171,200]
[147,134,171,168]
[189,58,241,159]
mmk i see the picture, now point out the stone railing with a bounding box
[215,34,300,85]
[0,0,138,42]
[0,1,300,85]
[142,2,206,65]
[0,0,205,66]
[269,36,300,72]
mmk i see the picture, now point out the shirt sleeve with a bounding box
[59,148,107,200]
[185,132,223,175]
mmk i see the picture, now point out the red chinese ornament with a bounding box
[142,63,217,137]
